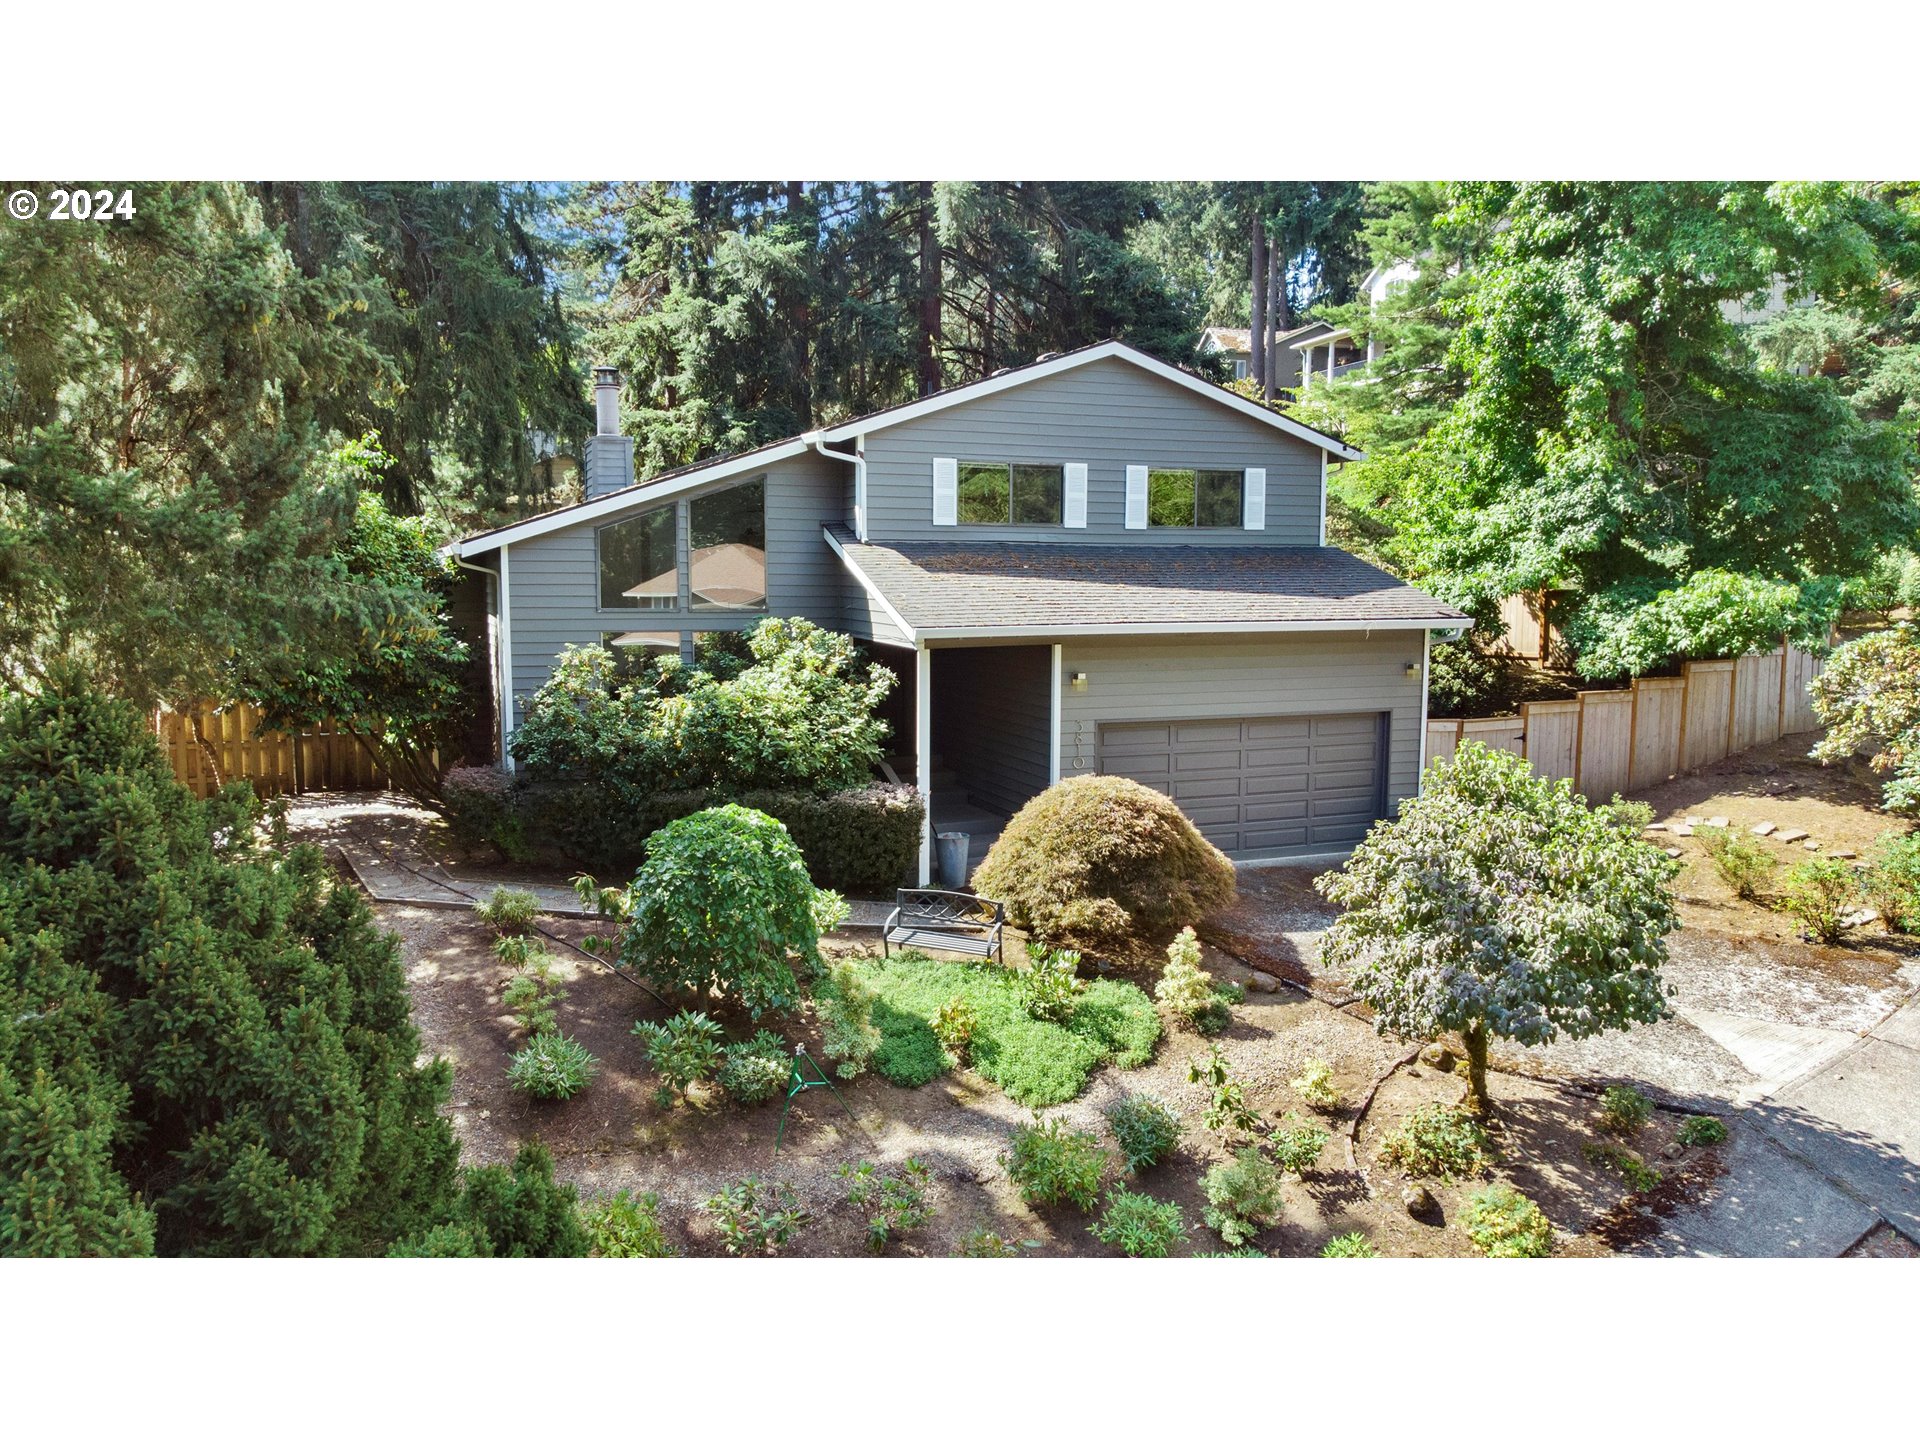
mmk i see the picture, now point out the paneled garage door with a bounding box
[1097,713,1387,858]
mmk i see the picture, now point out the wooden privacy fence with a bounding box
[151,701,397,799]
[1425,641,1824,802]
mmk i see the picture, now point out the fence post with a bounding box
[1724,657,1741,756]
[1675,662,1694,777]
[1626,679,1643,790]
[1775,637,1790,744]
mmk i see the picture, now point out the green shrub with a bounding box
[1200,1147,1283,1247]
[1597,1083,1653,1135]
[1155,926,1234,1034]
[1289,1058,1343,1111]
[816,961,884,1079]
[1810,625,1920,816]
[583,1190,676,1257]
[1781,858,1857,943]
[1018,944,1084,1024]
[619,805,827,1017]
[971,774,1237,957]
[1426,637,1530,719]
[1001,1116,1107,1210]
[1187,1044,1264,1143]
[1864,832,1920,933]
[1678,1114,1729,1146]
[1699,827,1777,900]
[0,682,459,1258]
[1461,1184,1553,1258]
[492,932,547,968]
[1320,1232,1378,1257]
[931,995,980,1060]
[475,885,540,936]
[717,1029,790,1106]
[952,1226,1021,1257]
[633,1011,727,1105]
[507,1032,598,1100]
[1091,1188,1186,1257]
[450,1142,589,1258]
[704,1176,808,1256]
[1106,1094,1181,1173]
[840,1157,935,1253]
[387,1222,488,1257]
[847,953,1160,1106]
[500,965,563,1040]
[1582,1141,1663,1193]
[1270,1114,1329,1177]
[442,764,531,861]
[1378,1104,1490,1179]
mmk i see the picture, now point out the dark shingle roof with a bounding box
[828,526,1468,634]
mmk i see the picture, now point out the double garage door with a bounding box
[1097,712,1387,859]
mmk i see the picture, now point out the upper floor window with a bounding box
[598,503,676,609]
[689,477,767,611]
[1148,468,1243,528]
[957,461,1064,526]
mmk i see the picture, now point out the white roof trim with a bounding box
[824,526,919,643]
[816,340,1363,462]
[442,438,812,557]
[916,618,1472,641]
[1290,327,1353,351]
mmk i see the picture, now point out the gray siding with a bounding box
[1057,631,1425,854]
[504,452,846,716]
[931,644,1052,817]
[860,356,1323,546]
[841,576,910,648]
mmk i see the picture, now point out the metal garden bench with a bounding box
[882,888,1006,962]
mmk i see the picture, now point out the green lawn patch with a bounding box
[852,952,1160,1107]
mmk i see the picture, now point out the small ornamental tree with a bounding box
[1809,624,1920,814]
[1314,742,1678,1115]
[617,805,828,1017]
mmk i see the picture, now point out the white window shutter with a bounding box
[1063,462,1088,528]
[1124,465,1148,529]
[932,457,958,526]
[1243,467,1266,530]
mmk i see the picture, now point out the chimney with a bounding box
[583,365,635,499]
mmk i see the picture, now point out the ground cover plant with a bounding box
[1678,1115,1729,1146]
[1001,1117,1107,1210]
[1091,1187,1186,1257]
[1461,1184,1553,1258]
[843,951,1160,1106]
[1378,1103,1490,1179]
[1317,743,1678,1114]
[1320,1232,1378,1257]
[705,1177,808,1256]
[972,774,1237,956]
[1106,1094,1181,1173]
[1583,1141,1663,1194]
[582,1190,676,1257]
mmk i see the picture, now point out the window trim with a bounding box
[593,475,769,615]
[953,459,1068,528]
[1144,466,1246,530]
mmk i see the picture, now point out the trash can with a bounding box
[935,831,969,890]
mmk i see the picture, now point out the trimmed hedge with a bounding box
[446,772,922,893]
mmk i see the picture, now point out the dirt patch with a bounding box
[1199,866,1344,1001]
[1843,1222,1920,1258]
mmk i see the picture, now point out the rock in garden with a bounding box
[1687,816,1707,826]
[1803,840,1820,851]
[1402,1183,1438,1219]
[1776,828,1809,844]
[1662,1142,1684,1161]
[1751,821,1777,836]
[1645,822,1669,833]
[1664,847,1683,858]
[1705,816,1730,828]
[1419,1042,1456,1072]
[1671,824,1694,837]
[1832,850,1856,860]
[1244,971,1279,994]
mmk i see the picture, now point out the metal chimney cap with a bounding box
[592,364,620,386]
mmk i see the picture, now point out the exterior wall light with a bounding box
[1069,672,1089,691]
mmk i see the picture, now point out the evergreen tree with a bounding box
[0,680,459,1256]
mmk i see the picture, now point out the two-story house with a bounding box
[443,341,1468,881]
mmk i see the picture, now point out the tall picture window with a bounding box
[1148,468,1242,528]
[688,477,767,611]
[597,504,677,609]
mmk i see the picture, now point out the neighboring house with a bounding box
[443,343,1469,880]
[1294,259,1420,389]
[1203,321,1334,393]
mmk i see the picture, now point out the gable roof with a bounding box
[825,525,1468,641]
[446,339,1362,558]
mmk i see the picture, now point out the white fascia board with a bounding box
[1290,328,1353,351]
[823,527,919,643]
[449,439,811,557]
[815,340,1364,464]
[915,617,1473,641]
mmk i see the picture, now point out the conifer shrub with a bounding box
[971,775,1237,957]
[447,1142,589,1257]
[0,681,459,1257]
[1865,832,1920,933]
[1154,926,1235,1034]
[816,960,884,1079]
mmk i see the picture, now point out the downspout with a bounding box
[807,430,868,542]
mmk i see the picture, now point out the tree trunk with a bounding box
[916,182,941,397]
[786,181,813,423]
[1249,217,1268,391]
[189,711,225,791]
[1459,1020,1492,1117]
[1262,237,1282,401]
